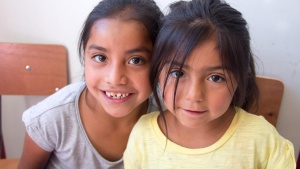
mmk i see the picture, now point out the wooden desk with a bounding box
[0,159,19,169]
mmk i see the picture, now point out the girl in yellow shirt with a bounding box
[124,0,296,168]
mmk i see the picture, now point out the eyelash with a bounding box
[169,69,226,83]
[92,54,146,65]
[170,69,186,78]
[92,54,107,62]
[128,57,145,65]
[207,75,225,83]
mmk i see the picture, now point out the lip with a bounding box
[101,90,133,104]
[182,108,207,116]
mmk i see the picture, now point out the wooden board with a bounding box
[248,76,284,127]
[0,43,68,95]
[0,159,19,169]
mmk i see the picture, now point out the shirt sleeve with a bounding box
[271,139,296,169]
[23,110,54,152]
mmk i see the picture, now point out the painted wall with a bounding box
[1,0,299,160]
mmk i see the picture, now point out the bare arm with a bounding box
[17,132,51,169]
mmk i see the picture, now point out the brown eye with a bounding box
[128,57,145,65]
[93,55,107,62]
[170,70,185,78]
[208,75,224,83]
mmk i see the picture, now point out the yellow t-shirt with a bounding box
[124,108,296,169]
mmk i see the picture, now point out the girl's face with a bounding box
[160,39,237,128]
[84,18,153,117]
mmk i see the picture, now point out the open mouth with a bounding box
[105,91,130,99]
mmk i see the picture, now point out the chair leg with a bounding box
[0,135,6,159]
[0,96,6,159]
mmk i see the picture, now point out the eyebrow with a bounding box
[168,60,226,72]
[87,44,152,55]
[203,65,225,72]
[125,47,152,55]
[88,44,107,52]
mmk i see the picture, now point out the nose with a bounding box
[104,62,127,86]
[185,79,205,102]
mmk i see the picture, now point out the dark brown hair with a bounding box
[78,0,163,64]
[150,0,259,115]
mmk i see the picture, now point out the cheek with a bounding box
[213,90,235,112]
[84,61,103,90]
[135,69,152,93]
[84,63,95,81]
[84,67,95,90]
[140,77,151,92]
[161,80,176,108]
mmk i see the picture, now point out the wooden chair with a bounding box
[248,76,284,127]
[0,159,19,169]
[0,43,68,166]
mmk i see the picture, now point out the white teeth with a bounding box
[105,92,129,99]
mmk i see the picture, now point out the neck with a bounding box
[160,109,235,148]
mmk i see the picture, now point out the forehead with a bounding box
[84,18,153,54]
[169,38,221,70]
[94,18,148,38]
[188,39,219,64]
[92,17,148,33]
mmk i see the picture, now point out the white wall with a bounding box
[227,0,300,160]
[1,0,299,160]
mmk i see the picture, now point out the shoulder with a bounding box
[234,108,290,147]
[235,108,296,168]
[237,108,276,131]
[235,108,282,140]
[134,111,159,128]
[129,111,159,138]
[22,81,86,125]
[125,111,160,162]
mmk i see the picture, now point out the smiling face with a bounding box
[160,38,237,129]
[84,18,153,118]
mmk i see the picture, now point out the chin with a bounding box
[107,112,129,118]
[105,108,131,118]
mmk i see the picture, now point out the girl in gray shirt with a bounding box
[18,0,162,168]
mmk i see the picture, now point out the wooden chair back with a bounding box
[0,43,68,95]
[0,43,68,159]
[249,76,284,127]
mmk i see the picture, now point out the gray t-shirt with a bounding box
[22,81,157,169]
